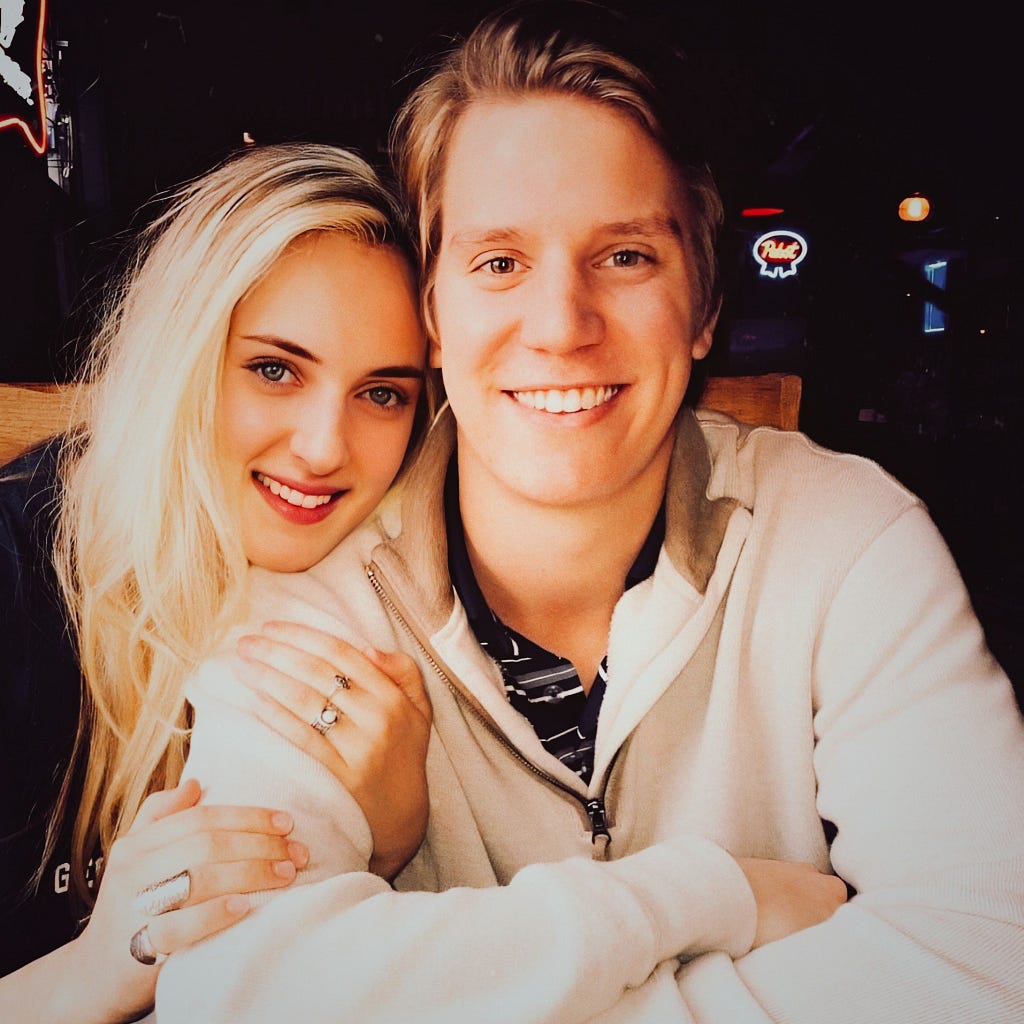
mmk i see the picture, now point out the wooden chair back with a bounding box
[698,373,802,431]
[0,382,89,466]
[0,372,802,468]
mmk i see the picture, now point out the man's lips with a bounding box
[509,385,621,413]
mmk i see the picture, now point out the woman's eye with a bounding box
[485,256,517,275]
[364,385,404,408]
[253,361,291,383]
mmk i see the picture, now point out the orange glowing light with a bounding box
[0,0,48,155]
[898,194,931,222]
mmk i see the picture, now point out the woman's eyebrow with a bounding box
[370,365,426,379]
[240,335,321,364]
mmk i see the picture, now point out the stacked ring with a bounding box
[129,924,167,966]
[311,701,340,735]
[132,868,192,917]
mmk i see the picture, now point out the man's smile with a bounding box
[509,385,621,413]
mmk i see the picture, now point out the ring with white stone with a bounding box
[132,868,192,917]
[129,924,167,966]
[311,700,341,735]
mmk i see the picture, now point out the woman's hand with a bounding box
[236,620,433,880]
[0,778,308,1023]
[733,857,850,948]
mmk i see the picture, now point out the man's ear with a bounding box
[692,324,714,362]
[429,334,443,368]
[424,284,442,368]
[692,295,721,361]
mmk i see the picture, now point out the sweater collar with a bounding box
[370,406,738,636]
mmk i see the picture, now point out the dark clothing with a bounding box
[0,440,90,977]
[444,457,665,783]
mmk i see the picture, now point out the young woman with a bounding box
[0,142,433,1022]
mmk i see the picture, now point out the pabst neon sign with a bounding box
[753,230,807,280]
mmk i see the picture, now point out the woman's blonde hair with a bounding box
[391,0,724,349]
[50,142,423,899]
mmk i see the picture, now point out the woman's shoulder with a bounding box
[0,438,65,549]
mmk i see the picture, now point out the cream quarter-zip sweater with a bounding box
[157,409,1024,1024]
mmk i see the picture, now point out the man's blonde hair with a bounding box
[391,0,724,345]
[50,142,425,898]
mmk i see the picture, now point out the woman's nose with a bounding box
[288,395,350,476]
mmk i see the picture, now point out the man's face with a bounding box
[432,94,713,514]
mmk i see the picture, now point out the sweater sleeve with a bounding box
[155,659,756,1024]
[675,503,1024,1023]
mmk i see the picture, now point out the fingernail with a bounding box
[271,811,293,832]
[274,859,297,880]
[288,841,309,868]
[225,894,250,915]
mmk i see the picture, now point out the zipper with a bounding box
[367,561,615,857]
[584,797,611,857]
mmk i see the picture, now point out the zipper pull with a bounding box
[585,797,611,858]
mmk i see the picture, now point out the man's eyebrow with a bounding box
[447,217,683,247]
[447,227,525,247]
[601,216,683,238]
[239,336,322,364]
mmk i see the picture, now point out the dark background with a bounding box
[2,1,1020,697]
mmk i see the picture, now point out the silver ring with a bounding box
[311,701,340,735]
[129,924,167,966]
[330,673,351,695]
[132,868,191,917]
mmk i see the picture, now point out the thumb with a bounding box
[129,777,202,832]
[364,647,433,724]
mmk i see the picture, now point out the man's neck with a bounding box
[458,456,668,684]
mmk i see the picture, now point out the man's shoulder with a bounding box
[243,512,391,638]
[696,412,920,520]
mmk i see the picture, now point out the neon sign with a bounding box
[0,0,47,154]
[753,229,808,280]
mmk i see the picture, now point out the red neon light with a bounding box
[0,0,48,155]
[742,207,785,217]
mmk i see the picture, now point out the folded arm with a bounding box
[677,505,1024,1023]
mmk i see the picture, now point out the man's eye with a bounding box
[486,256,517,274]
[608,250,646,268]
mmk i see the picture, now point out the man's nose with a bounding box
[520,263,604,355]
[288,395,350,476]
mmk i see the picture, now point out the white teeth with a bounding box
[511,385,620,413]
[256,473,333,508]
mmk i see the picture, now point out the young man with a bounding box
[158,4,1024,1021]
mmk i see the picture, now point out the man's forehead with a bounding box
[446,215,683,249]
[438,95,687,243]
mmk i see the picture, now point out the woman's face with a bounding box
[217,231,425,572]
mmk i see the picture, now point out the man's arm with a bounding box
[676,504,1024,1022]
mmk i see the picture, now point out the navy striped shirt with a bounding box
[444,459,665,783]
